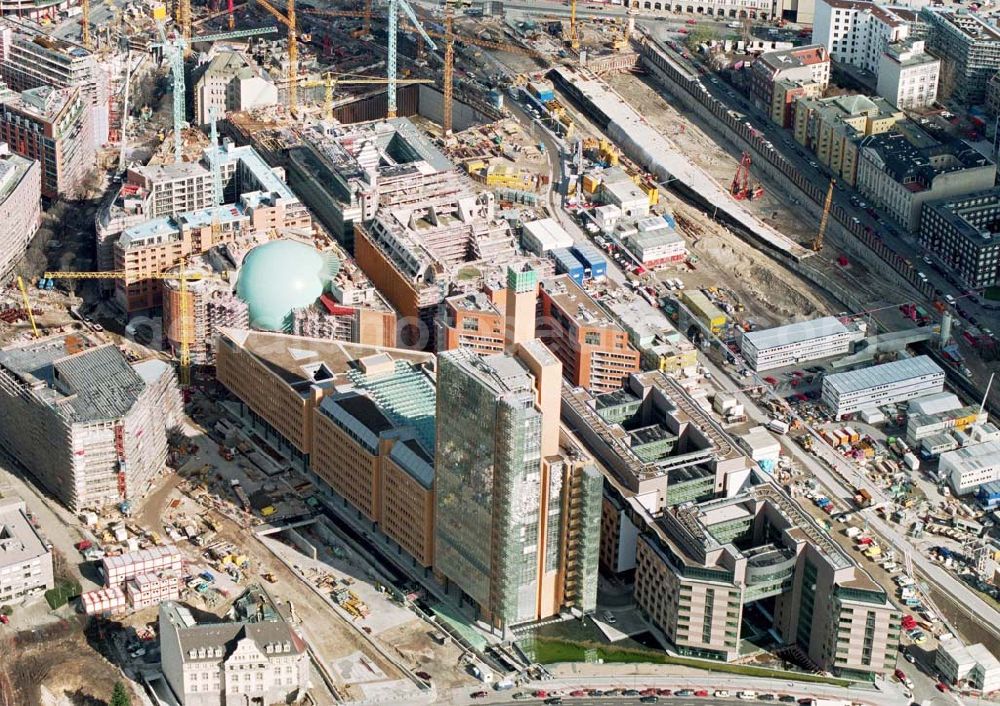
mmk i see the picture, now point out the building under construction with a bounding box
[286,117,464,251]
[355,188,525,349]
[0,334,182,511]
[111,142,311,314]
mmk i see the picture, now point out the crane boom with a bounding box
[387,0,436,118]
[254,0,298,114]
[44,269,224,388]
[16,276,38,339]
[814,179,836,252]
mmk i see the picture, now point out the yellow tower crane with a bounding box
[255,0,299,115]
[43,269,224,388]
[569,0,580,50]
[81,0,92,50]
[16,276,39,339]
[299,74,431,121]
[442,5,454,136]
[813,178,836,252]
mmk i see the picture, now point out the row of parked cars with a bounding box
[487,688,807,703]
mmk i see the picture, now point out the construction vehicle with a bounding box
[730,152,763,200]
[813,178,835,252]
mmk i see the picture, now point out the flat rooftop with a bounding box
[824,355,943,395]
[941,439,1000,474]
[0,496,49,568]
[743,316,850,351]
[541,274,618,329]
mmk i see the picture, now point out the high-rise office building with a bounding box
[433,266,602,635]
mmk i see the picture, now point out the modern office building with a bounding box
[192,51,277,127]
[921,187,1000,289]
[921,8,1000,105]
[0,142,40,280]
[563,371,898,677]
[439,288,508,356]
[812,0,910,73]
[159,594,309,706]
[0,334,182,511]
[434,268,602,635]
[856,124,995,232]
[740,317,865,371]
[0,495,53,605]
[942,440,1000,496]
[635,484,900,675]
[749,45,830,125]
[214,328,441,570]
[820,355,945,418]
[0,84,94,199]
[877,40,940,110]
[537,275,640,393]
[792,94,902,186]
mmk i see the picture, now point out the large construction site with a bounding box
[3,0,1000,702]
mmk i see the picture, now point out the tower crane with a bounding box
[568,0,579,50]
[299,74,431,121]
[442,3,454,135]
[153,9,276,162]
[254,0,300,115]
[43,269,225,388]
[81,0,91,50]
[387,0,436,118]
[16,276,39,339]
[813,178,836,252]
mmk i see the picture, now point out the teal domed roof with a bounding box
[236,239,340,332]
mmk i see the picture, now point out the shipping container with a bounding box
[550,248,585,286]
[572,242,608,280]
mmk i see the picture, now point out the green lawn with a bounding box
[985,286,1000,301]
[523,637,855,687]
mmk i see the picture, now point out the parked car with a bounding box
[471,691,488,699]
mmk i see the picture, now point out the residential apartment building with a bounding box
[856,124,995,232]
[0,142,40,279]
[0,85,94,199]
[0,335,182,511]
[0,496,53,605]
[537,275,640,393]
[0,28,110,145]
[921,8,1000,105]
[159,597,309,706]
[740,317,865,371]
[192,51,277,127]
[354,188,525,350]
[286,118,464,251]
[793,94,902,186]
[920,188,1000,289]
[812,0,910,73]
[750,45,830,126]
[942,440,1000,495]
[877,40,940,109]
[112,143,310,313]
[820,355,945,418]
